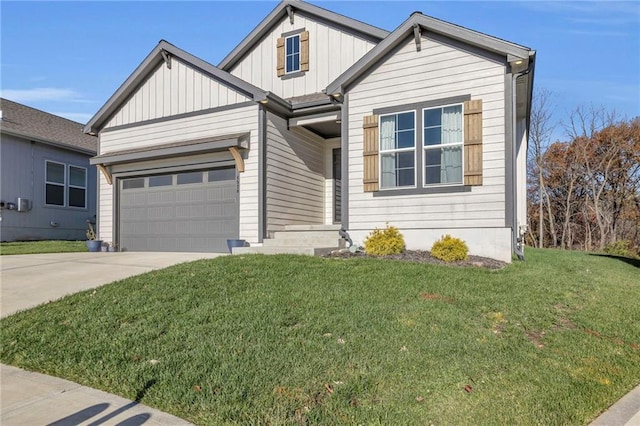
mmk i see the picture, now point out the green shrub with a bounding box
[430,234,469,262]
[364,224,405,256]
[603,240,638,259]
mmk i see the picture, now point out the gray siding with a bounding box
[105,58,251,129]
[98,104,259,243]
[230,14,376,99]
[0,133,97,241]
[266,113,324,231]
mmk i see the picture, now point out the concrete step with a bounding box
[263,236,344,248]
[232,246,337,256]
[282,224,341,232]
[272,230,341,239]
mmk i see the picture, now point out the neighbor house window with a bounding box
[285,34,300,73]
[45,161,86,208]
[423,105,463,185]
[45,161,65,206]
[379,111,416,189]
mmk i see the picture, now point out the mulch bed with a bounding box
[323,249,507,269]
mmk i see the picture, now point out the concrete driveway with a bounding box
[1,250,225,425]
[1,251,225,318]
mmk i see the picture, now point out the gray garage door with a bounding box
[118,167,238,252]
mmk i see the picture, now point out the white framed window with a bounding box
[45,161,87,208]
[379,111,416,189]
[68,166,87,208]
[45,160,66,206]
[285,34,300,73]
[422,104,463,186]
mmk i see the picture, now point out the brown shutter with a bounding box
[300,31,309,72]
[363,115,379,192]
[463,99,483,186]
[276,37,285,77]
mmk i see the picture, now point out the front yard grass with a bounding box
[1,248,638,424]
[0,240,86,255]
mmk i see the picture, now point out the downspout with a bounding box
[511,66,533,261]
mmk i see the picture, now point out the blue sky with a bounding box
[1,1,638,140]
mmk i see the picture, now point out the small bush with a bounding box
[364,224,405,256]
[603,240,638,259]
[431,235,469,262]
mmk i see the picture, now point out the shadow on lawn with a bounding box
[590,253,640,268]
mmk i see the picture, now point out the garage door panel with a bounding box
[119,167,238,253]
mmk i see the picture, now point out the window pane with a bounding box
[68,187,86,208]
[208,168,235,182]
[286,36,294,51]
[397,112,414,130]
[46,184,64,205]
[177,171,203,185]
[290,35,300,53]
[292,54,300,71]
[69,166,86,187]
[424,108,442,127]
[424,146,462,185]
[123,178,144,190]
[286,55,294,72]
[424,127,441,146]
[381,152,414,189]
[46,162,65,184]
[442,105,463,144]
[397,130,415,149]
[149,175,173,187]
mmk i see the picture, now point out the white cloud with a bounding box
[0,88,88,103]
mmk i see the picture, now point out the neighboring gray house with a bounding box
[84,0,535,262]
[0,98,97,241]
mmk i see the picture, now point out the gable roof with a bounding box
[0,98,96,155]
[218,0,389,71]
[84,40,277,134]
[326,12,535,95]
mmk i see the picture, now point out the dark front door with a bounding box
[333,148,341,224]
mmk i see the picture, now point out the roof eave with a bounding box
[218,0,389,71]
[1,128,96,156]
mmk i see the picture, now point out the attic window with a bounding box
[285,35,301,73]
[277,30,309,77]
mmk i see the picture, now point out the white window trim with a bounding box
[422,103,465,188]
[68,165,88,209]
[378,110,417,190]
[285,34,301,74]
[45,160,66,207]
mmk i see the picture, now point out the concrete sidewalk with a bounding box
[590,384,640,426]
[1,251,223,425]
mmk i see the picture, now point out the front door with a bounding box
[333,148,341,224]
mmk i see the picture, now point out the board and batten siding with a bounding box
[98,104,259,243]
[347,35,510,260]
[229,15,376,99]
[265,112,325,231]
[104,58,251,129]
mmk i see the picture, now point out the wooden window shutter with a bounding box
[276,37,285,77]
[300,31,309,72]
[363,115,379,192]
[463,99,483,186]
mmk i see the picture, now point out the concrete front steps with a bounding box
[233,224,344,256]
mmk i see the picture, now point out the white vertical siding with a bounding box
[347,35,508,259]
[266,113,325,231]
[98,105,260,242]
[229,15,377,99]
[104,59,251,129]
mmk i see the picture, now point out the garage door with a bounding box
[118,167,238,252]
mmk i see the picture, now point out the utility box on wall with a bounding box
[17,198,30,212]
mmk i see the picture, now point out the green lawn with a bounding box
[0,240,86,255]
[1,248,638,425]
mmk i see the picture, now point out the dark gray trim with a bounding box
[373,95,470,116]
[84,40,269,134]
[373,185,471,197]
[281,71,306,80]
[282,27,305,38]
[100,101,256,133]
[327,12,531,95]
[91,133,249,166]
[340,93,349,230]
[258,104,267,243]
[112,159,236,177]
[504,72,514,231]
[218,0,388,71]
